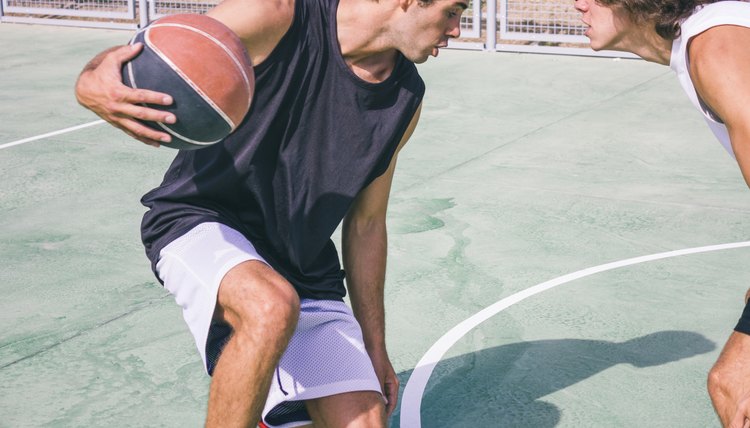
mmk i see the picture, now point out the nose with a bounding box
[574,0,588,12]
[447,19,461,38]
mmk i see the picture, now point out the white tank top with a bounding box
[669,0,750,159]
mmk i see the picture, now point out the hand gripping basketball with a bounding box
[121,14,254,150]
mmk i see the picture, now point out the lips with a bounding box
[432,42,448,57]
[581,21,591,37]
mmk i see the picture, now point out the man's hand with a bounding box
[729,394,750,428]
[709,330,750,427]
[368,346,399,416]
[74,43,176,147]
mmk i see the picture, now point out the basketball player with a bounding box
[74,0,466,426]
[574,0,750,426]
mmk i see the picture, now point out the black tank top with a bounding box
[140,0,425,300]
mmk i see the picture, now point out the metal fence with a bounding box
[0,0,618,56]
[1,0,140,29]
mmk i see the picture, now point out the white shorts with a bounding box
[156,222,382,427]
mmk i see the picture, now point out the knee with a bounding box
[307,391,386,427]
[248,279,300,334]
[220,262,300,338]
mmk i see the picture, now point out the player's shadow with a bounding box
[393,330,715,427]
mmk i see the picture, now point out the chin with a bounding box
[400,49,431,64]
[587,38,606,51]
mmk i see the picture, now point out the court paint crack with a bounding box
[0,293,170,370]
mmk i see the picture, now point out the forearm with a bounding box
[708,330,750,427]
[342,216,388,351]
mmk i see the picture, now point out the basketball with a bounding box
[121,14,254,150]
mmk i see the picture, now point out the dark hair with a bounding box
[595,0,724,39]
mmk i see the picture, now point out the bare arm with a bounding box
[342,103,422,416]
[74,0,294,146]
[689,24,750,188]
[689,25,750,428]
[207,0,294,66]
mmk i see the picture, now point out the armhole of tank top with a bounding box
[253,0,302,73]
[684,28,726,124]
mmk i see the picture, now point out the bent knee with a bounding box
[219,261,300,333]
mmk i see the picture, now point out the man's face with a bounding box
[400,0,468,63]
[574,0,633,51]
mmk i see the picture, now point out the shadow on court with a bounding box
[393,330,715,427]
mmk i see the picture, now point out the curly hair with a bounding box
[595,0,726,39]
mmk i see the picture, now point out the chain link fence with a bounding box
[1,0,609,55]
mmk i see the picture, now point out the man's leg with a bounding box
[305,391,387,428]
[206,260,301,428]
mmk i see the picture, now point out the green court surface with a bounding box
[1,23,749,427]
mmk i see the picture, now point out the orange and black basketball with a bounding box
[122,14,254,150]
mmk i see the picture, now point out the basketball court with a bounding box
[2,22,749,427]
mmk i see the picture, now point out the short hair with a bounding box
[595,0,725,39]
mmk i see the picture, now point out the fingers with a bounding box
[108,44,174,110]
[105,101,173,145]
[126,90,175,111]
[111,42,144,64]
[112,97,175,124]
[117,118,165,147]
[729,410,747,428]
[77,43,176,145]
[383,369,400,416]
[730,395,750,428]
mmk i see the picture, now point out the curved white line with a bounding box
[400,240,750,427]
[0,120,105,150]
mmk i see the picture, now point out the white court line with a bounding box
[0,120,105,150]
[400,240,750,427]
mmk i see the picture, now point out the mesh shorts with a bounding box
[156,222,382,427]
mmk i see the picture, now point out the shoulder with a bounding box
[688,24,750,123]
[208,0,295,29]
[689,24,750,73]
[207,0,296,64]
[686,1,750,74]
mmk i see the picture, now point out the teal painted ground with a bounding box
[1,23,749,427]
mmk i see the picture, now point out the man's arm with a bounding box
[74,0,294,146]
[689,24,750,187]
[689,25,750,428]
[342,103,422,416]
